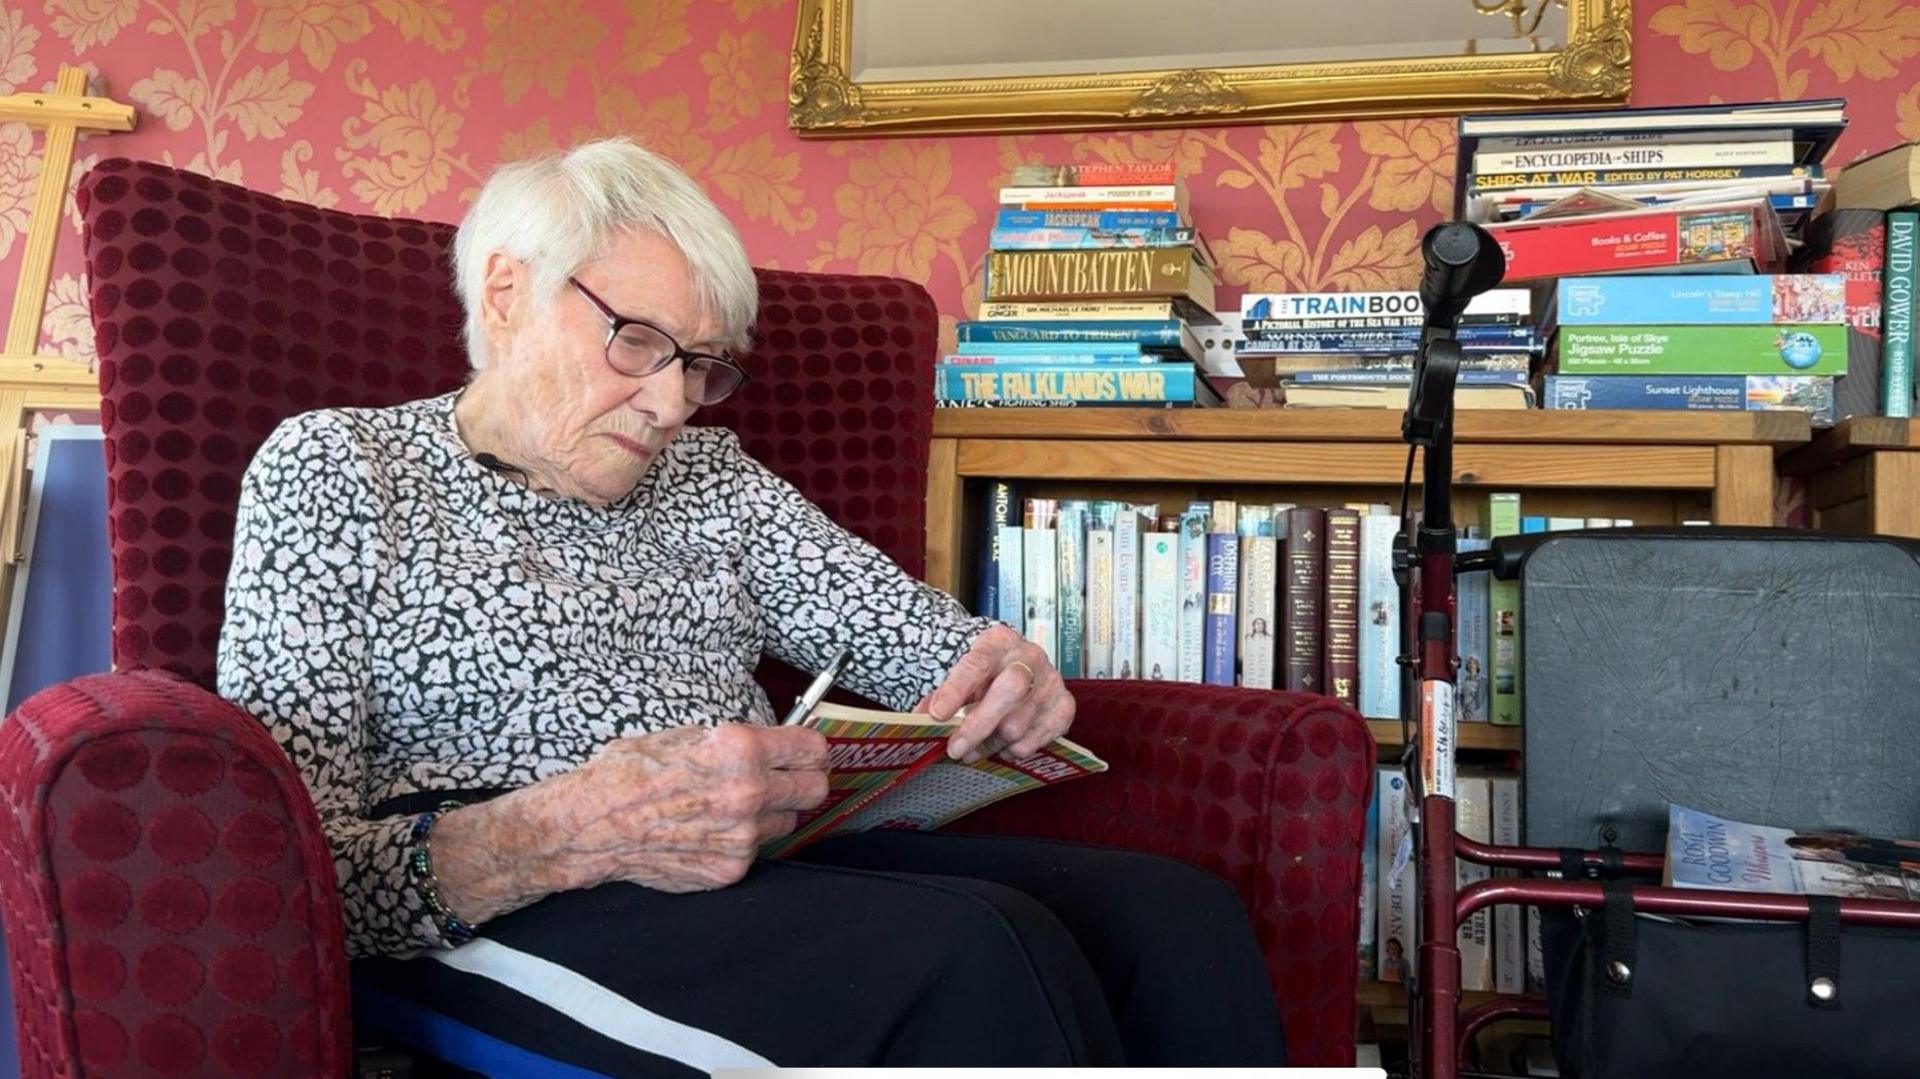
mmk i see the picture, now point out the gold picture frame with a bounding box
[789,0,1632,137]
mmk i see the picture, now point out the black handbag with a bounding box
[1541,889,1920,1079]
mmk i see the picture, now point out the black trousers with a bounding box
[354,831,1287,1075]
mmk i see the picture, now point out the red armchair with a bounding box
[0,158,1375,1075]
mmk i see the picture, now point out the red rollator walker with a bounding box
[1392,221,1920,1079]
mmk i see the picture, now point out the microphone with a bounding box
[473,452,526,477]
[1418,222,1506,335]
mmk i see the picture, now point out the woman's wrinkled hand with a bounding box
[549,722,831,893]
[916,623,1075,764]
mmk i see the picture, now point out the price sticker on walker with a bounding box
[1420,679,1456,801]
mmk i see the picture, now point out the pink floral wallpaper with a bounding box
[0,0,1912,372]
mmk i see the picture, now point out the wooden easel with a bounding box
[0,65,134,566]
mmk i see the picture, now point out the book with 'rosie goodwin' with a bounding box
[759,702,1108,859]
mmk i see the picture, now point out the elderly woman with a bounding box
[218,137,1286,1073]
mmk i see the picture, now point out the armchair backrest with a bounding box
[77,158,939,690]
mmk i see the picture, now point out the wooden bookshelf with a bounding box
[1778,417,1920,537]
[925,408,1812,599]
[1370,719,1519,751]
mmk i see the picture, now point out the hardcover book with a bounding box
[983,246,1217,320]
[1282,506,1328,694]
[1789,209,1889,419]
[1324,508,1362,709]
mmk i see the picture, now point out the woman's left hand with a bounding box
[915,623,1075,763]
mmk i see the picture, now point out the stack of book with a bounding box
[1789,138,1918,421]
[1231,287,1542,410]
[937,163,1222,409]
[1450,97,1862,424]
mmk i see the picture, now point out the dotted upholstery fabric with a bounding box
[0,671,351,1077]
[962,679,1375,1066]
[2,157,1377,1069]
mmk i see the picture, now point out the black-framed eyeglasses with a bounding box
[568,277,749,405]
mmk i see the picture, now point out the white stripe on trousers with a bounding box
[429,937,777,1073]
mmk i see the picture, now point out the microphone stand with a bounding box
[1398,221,1501,1079]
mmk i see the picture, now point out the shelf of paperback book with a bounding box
[1778,417,1920,538]
[925,407,1812,601]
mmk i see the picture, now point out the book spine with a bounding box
[1455,537,1491,724]
[935,365,1201,403]
[1358,514,1401,719]
[979,298,1180,320]
[957,319,1186,346]
[1113,508,1142,680]
[1553,274,1848,325]
[1177,508,1208,683]
[1487,494,1522,727]
[1240,325,1538,351]
[1473,138,1795,173]
[994,209,1184,231]
[943,353,1163,366]
[1324,509,1361,709]
[1239,533,1278,689]
[1282,506,1327,694]
[975,480,1020,618]
[1141,530,1180,681]
[1456,776,1494,992]
[1023,507,1059,668]
[1056,504,1088,679]
[996,523,1025,630]
[1378,767,1416,983]
[1884,211,1917,419]
[1791,208,1887,421]
[1542,374,1834,425]
[1008,162,1181,186]
[983,247,1208,308]
[1358,774,1380,983]
[1489,205,1768,280]
[1292,368,1528,386]
[1473,161,1816,191]
[1204,529,1239,687]
[1241,288,1532,324]
[1555,324,1848,376]
[1085,504,1118,679]
[998,183,1181,207]
[1491,776,1524,994]
[990,226,1197,250]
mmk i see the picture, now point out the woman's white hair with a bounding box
[453,137,757,370]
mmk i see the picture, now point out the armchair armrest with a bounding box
[958,680,1376,1068]
[0,670,351,1077]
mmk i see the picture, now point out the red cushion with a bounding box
[78,158,937,688]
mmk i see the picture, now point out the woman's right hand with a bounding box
[547,722,832,893]
[430,722,830,924]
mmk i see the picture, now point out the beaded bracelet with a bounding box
[408,801,476,946]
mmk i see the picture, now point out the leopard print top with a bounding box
[216,390,992,957]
